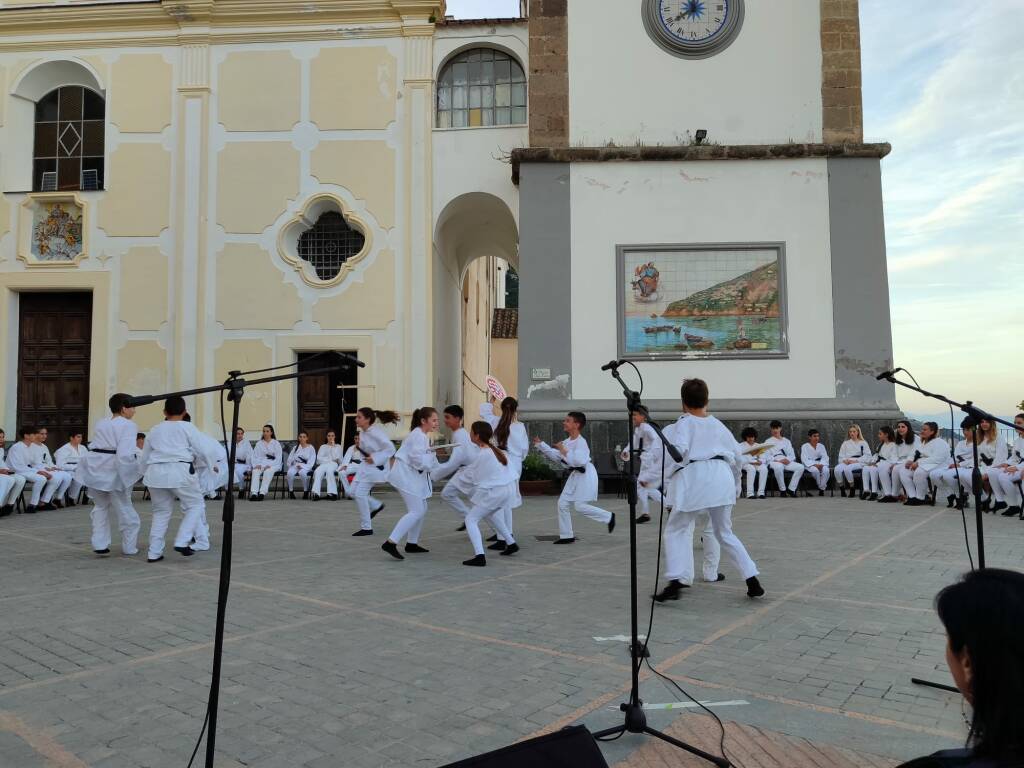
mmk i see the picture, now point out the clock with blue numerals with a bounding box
[642,0,745,59]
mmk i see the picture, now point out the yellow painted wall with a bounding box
[215,243,302,330]
[109,54,172,133]
[116,340,168,430]
[310,47,396,130]
[0,193,8,240]
[461,257,493,420]
[218,50,301,132]
[490,338,518,399]
[98,144,171,236]
[119,247,168,330]
[312,249,396,329]
[213,339,275,429]
[217,142,299,234]
[310,141,395,229]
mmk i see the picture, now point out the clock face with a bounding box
[642,0,744,59]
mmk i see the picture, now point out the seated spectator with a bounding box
[737,427,768,499]
[835,424,871,497]
[800,429,830,496]
[897,568,1024,767]
[764,420,804,498]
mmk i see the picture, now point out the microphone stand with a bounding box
[126,354,360,768]
[880,372,1017,695]
[590,365,729,767]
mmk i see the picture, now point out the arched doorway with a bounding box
[433,193,518,417]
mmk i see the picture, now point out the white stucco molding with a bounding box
[276,193,373,289]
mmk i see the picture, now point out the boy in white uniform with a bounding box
[990,414,1024,516]
[800,429,830,496]
[311,430,345,500]
[142,396,220,562]
[55,431,88,504]
[7,426,63,512]
[764,421,804,497]
[628,409,663,524]
[534,412,615,544]
[898,422,951,506]
[654,379,764,602]
[737,427,768,499]
[34,428,73,507]
[75,394,143,555]
[0,429,27,516]
[430,406,477,528]
[230,428,253,492]
[337,437,361,499]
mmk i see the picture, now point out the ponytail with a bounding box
[358,407,400,426]
[410,406,437,432]
[472,421,508,466]
[494,396,518,451]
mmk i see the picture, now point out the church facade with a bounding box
[0,0,899,448]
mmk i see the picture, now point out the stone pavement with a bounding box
[0,489,1014,768]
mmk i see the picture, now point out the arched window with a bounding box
[297,211,366,282]
[436,49,526,129]
[33,86,105,192]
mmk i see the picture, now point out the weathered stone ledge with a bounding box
[511,142,891,183]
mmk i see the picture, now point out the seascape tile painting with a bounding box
[617,244,788,360]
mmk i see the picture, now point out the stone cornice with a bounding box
[510,142,892,183]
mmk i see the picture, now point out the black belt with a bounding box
[562,462,588,474]
[981,456,994,466]
[91,448,116,455]
[686,455,729,466]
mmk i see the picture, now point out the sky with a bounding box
[445,0,1023,422]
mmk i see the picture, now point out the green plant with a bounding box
[520,452,557,481]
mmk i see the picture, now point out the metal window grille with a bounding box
[33,86,105,192]
[297,211,365,281]
[40,171,58,191]
[436,48,527,129]
[81,169,99,190]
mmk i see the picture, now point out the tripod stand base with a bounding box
[592,703,730,767]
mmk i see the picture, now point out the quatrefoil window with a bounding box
[296,210,366,282]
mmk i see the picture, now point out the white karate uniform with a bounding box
[229,438,254,488]
[835,439,871,486]
[54,442,87,499]
[978,439,1008,502]
[990,437,1024,507]
[862,442,898,495]
[187,432,227,551]
[353,426,393,530]
[537,435,611,539]
[7,440,62,506]
[76,416,143,552]
[387,427,439,545]
[142,420,219,560]
[248,438,282,496]
[663,414,758,582]
[627,422,665,517]
[0,446,28,509]
[897,438,952,500]
[311,443,345,497]
[286,443,316,492]
[937,440,976,497]
[891,436,921,497]
[479,404,528,534]
[431,427,476,520]
[34,442,73,500]
[736,441,768,497]
[764,436,804,491]
[800,442,831,491]
[463,446,517,555]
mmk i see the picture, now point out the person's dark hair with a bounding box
[740,427,757,441]
[769,420,783,430]
[495,397,518,450]
[137,433,146,441]
[567,411,587,429]
[807,428,820,438]
[443,404,464,420]
[108,393,130,413]
[410,406,438,432]
[878,425,896,444]
[163,396,187,416]
[922,421,939,441]
[358,407,400,426]
[935,569,1024,761]
[471,421,508,466]
[262,424,276,439]
[680,378,709,409]
[182,413,191,422]
[19,425,36,438]
[895,419,915,445]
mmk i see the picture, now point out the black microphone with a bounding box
[333,351,366,369]
[123,394,158,408]
[601,359,622,371]
[875,367,904,381]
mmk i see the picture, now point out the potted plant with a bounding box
[519,452,559,495]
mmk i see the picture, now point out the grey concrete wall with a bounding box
[517,162,573,402]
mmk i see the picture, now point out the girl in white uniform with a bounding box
[311,430,344,500]
[534,411,614,544]
[54,431,88,503]
[990,414,1024,516]
[835,425,871,496]
[937,424,976,509]
[382,407,440,560]
[338,435,362,499]
[977,419,1009,512]
[862,426,898,501]
[898,421,951,505]
[0,430,28,517]
[351,408,397,535]
[890,420,921,501]
[230,428,253,491]
[654,379,764,602]
[461,421,520,566]
[285,432,316,499]
[248,425,282,501]
[481,396,529,545]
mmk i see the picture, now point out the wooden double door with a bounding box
[17,292,92,448]
[296,352,358,448]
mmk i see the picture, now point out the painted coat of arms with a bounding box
[32,202,83,262]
